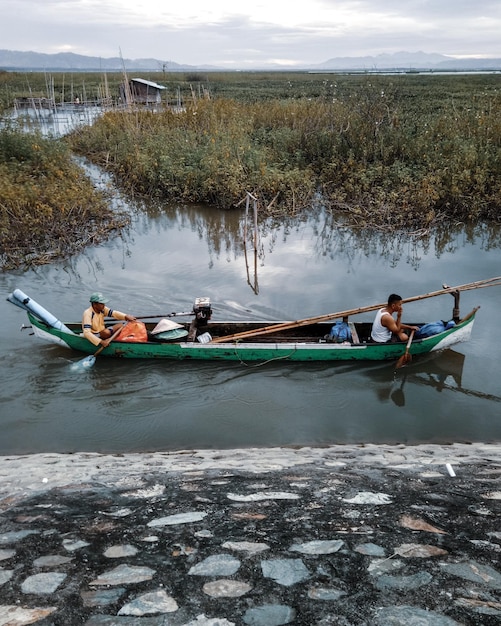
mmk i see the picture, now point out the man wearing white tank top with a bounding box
[371,294,419,343]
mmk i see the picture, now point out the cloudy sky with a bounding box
[2,0,500,67]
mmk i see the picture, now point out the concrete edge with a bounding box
[1,443,500,499]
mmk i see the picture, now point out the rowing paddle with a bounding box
[396,330,415,369]
[70,325,124,372]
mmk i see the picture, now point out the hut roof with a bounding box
[130,78,166,90]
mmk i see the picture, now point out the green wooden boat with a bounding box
[8,288,479,364]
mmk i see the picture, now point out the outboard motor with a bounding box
[193,297,212,323]
[187,297,212,342]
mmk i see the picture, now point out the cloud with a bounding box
[1,0,500,67]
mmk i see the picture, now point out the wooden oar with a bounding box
[395,330,415,369]
[71,325,124,371]
[210,277,498,344]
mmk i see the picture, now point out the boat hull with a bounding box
[27,311,476,363]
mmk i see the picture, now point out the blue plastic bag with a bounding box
[328,320,352,343]
[415,320,455,339]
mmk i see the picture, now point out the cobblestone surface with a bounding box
[0,444,500,625]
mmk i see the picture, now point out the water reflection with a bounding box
[303,211,501,270]
[365,348,501,409]
[73,157,501,287]
[7,105,105,136]
[410,366,501,404]
[132,198,249,269]
[2,158,501,453]
[9,339,491,453]
[388,350,465,407]
[123,202,501,291]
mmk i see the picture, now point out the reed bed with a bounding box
[68,75,501,227]
[1,72,500,268]
[0,126,129,269]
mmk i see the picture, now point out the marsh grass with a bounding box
[68,74,501,226]
[0,126,129,269]
[1,71,500,268]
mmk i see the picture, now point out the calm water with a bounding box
[2,191,501,454]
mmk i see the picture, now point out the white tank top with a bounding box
[371,308,392,342]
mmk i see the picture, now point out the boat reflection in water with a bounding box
[388,349,501,407]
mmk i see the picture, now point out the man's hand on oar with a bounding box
[70,325,124,372]
[396,330,415,369]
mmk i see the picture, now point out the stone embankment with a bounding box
[1,444,500,625]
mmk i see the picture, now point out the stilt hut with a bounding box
[120,78,166,105]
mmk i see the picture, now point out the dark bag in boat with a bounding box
[415,320,455,339]
[327,320,352,343]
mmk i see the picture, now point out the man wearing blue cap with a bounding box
[82,292,136,347]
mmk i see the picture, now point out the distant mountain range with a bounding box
[0,49,500,72]
[316,51,501,71]
[0,50,200,71]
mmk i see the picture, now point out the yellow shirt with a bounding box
[82,305,126,346]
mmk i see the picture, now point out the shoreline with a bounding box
[2,442,500,499]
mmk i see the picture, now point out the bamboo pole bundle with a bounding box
[210,277,501,343]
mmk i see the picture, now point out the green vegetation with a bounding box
[1,71,500,269]
[68,73,501,227]
[0,126,128,269]
[68,100,317,214]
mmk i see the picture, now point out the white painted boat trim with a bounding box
[430,323,473,352]
[32,324,71,348]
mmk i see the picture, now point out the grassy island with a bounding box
[1,71,500,268]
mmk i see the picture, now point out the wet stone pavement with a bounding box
[0,444,500,626]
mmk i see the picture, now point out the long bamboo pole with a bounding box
[210,277,501,344]
[136,311,194,320]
